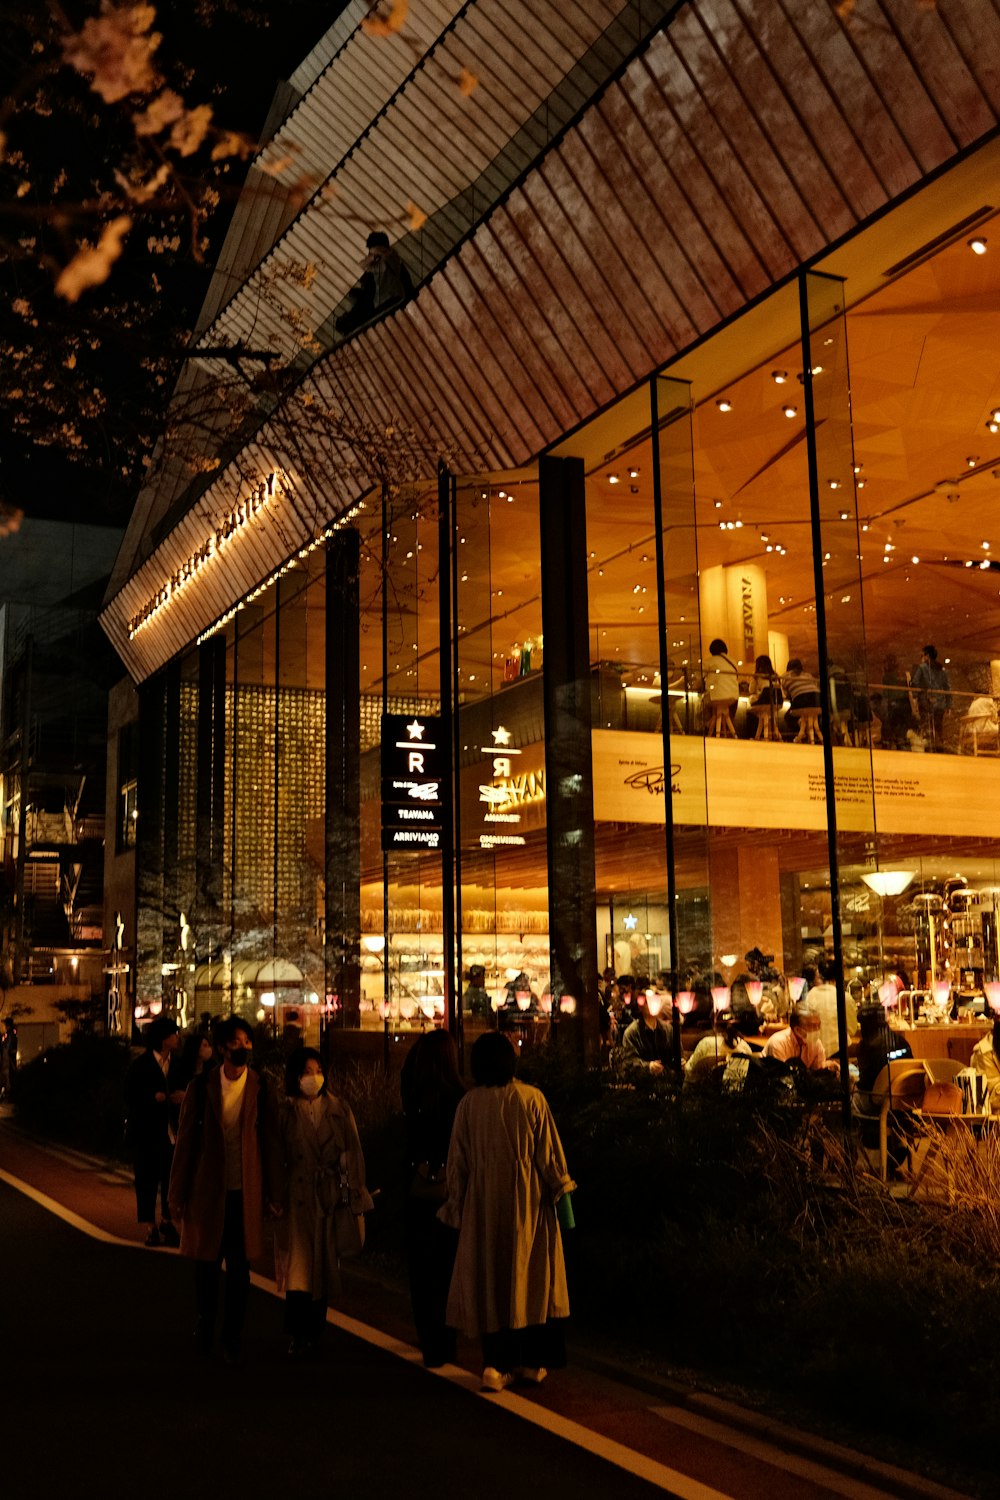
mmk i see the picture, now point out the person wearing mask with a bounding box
[441,1031,575,1393]
[621,997,672,1076]
[275,1047,373,1358]
[911,644,951,752]
[703,639,740,737]
[168,1016,281,1360]
[124,1015,184,1247]
[763,1002,836,1072]
[400,1030,465,1367]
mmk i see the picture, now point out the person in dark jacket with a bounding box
[621,1004,671,1075]
[168,1017,281,1359]
[124,1015,184,1246]
[400,1030,465,1366]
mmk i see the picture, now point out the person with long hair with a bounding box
[400,1029,465,1366]
[441,1031,575,1393]
[276,1047,373,1358]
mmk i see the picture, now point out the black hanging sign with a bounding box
[380,713,445,851]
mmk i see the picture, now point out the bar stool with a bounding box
[705,701,736,737]
[749,703,779,740]
[793,707,823,743]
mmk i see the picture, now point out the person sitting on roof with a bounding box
[336,230,413,334]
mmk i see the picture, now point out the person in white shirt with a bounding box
[806,959,857,1060]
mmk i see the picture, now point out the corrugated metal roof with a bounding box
[102,0,1000,681]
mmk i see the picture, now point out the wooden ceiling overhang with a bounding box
[100,0,1000,682]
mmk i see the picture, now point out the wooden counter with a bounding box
[890,1021,991,1067]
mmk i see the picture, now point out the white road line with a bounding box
[653,1406,903,1500]
[0,1168,135,1246]
[2,1169,730,1500]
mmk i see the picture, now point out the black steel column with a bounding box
[135,673,166,1025]
[538,454,599,1062]
[161,662,181,1015]
[325,531,362,1033]
[196,637,226,919]
[438,461,458,1038]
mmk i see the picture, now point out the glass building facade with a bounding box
[120,198,1000,1076]
[100,2,1000,1080]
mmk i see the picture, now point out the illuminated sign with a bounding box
[381,714,446,851]
[478,724,528,848]
[127,470,281,637]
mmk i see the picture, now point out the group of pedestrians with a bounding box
[126,1016,575,1389]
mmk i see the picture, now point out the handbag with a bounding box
[321,1156,365,1259]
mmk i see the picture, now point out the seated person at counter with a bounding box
[854,1003,913,1108]
[684,1011,751,1084]
[763,1002,836,1071]
[970,1013,1000,1109]
[704,639,740,737]
[782,659,822,739]
[621,1003,671,1076]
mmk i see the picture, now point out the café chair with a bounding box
[856,1059,928,1183]
[922,1058,964,1086]
[959,712,999,757]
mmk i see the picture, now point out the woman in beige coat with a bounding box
[276,1047,373,1356]
[440,1031,575,1392]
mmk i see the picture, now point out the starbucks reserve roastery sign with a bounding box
[381,714,446,851]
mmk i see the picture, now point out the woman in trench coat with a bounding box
[275,1047,373,1356]
[440,1030,576,1392]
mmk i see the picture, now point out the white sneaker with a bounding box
[481,1366,515,1392]
[515,1366,547,1385]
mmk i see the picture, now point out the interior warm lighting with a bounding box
[787,976,806,1002]
[261,992,276,1007]
[932,980,951,1007]
[645,989,665,1017]
[862,871,915,897]
[782,405,797,418]
[559,994,577,1015]
[362,934,386,954]
[983,982,1000,1013]
[878,980,899,1010]
[771,370,788,383]
[608,474,620,484]
[715,398,733,412]
[745,981,763,1008]
[674,991,696,1014]
[711,985,731,1012]
[969,237,988,254]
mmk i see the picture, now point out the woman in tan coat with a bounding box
[275,1047,373,1357]
[440,1031,575,1392]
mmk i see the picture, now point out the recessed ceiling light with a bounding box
[782,405,797,418]
[628,468,639,478]
[771,370,789,384]
[608,474,620,484]
[716,398,733,412]
[969,237,988,255]
[967,457,978,468]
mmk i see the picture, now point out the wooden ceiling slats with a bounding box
[101,1,1000,681]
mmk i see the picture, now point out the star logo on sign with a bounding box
[492,725,511,746]
[624,913,638,931]
[406,720,424,739]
